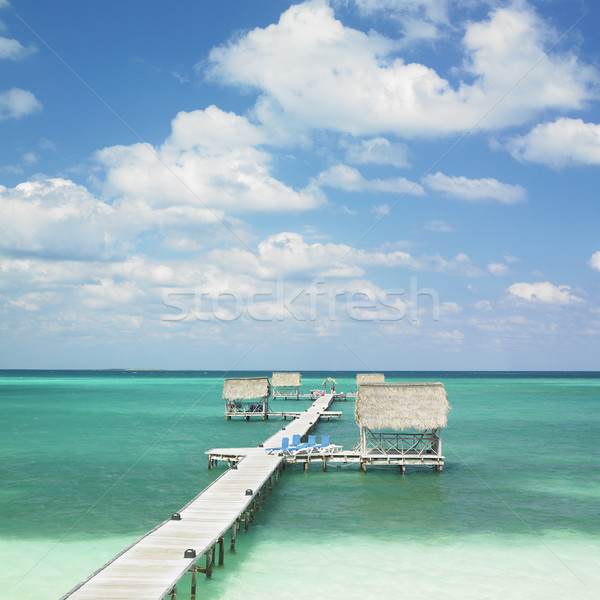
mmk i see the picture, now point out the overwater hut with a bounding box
[356,373,385,385]
[271,372,301,399]
[322,377,337,393]
[223,377,271,420]
[355,382,449,471]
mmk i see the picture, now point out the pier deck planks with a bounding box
[62,395,336,600]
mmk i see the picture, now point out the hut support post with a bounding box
[218,537,225,565]
[231,523,237,550]
[205,549,213,578]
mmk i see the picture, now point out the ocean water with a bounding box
[1,371,599,600]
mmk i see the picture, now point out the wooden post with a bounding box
[262,485,267,504]
[231,523,237,550]
[218,537,224,566]
[304,460,308,473]
[269,476,273,493]
[205,549,213,578]
[207,455,212,470]
[170,586,177,599]
[190,567,197,600]
[244,511,249,531]
[322,457,327,472]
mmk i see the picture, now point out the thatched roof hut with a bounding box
[271,372,301,388]
[356,373,385,385]
[355,382,449,431]
[222,377,271,400]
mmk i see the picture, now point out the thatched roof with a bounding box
[355,382,449,431]
[222,377,271,400]
[356,373,385,385]
[271,372,301,387]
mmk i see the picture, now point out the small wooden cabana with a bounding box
[322,377,337,393]
[355,382,449,472]
[223,377,271,420]
[271,372,301,399]
[356,373,385,386]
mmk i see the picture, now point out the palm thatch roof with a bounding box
[222,377,271,400]
[356,373,385,385]
[271,372,301,387]
[355,382,449,431]
[322,377,337,386]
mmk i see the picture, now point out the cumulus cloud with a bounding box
[423,172,526,204]
[96,106,323,215]
[0,87,42,120]
[589,251,600,272]
[316,164,424,194]
[508,281,583,305]
[0,178,115,260]
[504,118,600,167]
[210,231,420,280]
[488,262,509,276]
[0,36,36,60]
[343,137,410,167]
[206,2,597,137]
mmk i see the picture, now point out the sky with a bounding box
[1,0,599,371]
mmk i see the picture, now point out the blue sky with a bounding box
[1,0,599,370]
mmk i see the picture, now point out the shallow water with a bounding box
[1,371,599,599]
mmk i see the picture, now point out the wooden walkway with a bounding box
[62,394,336,600]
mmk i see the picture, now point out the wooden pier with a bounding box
[62,377,449,599]
[61,394,337,600]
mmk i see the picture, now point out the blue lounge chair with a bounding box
[265,437,289,453]
[313,435,342,454]
[287,434,317,454]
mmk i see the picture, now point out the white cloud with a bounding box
[488,262,509,276]
[80,279,146,310]
[423,172,526,204]
[589,251,600,272]
[371,203,390,217]
[428,252,484,277]
[0,36,35,60]
[432,329,464,343]
[503,251,520,264]
[22,152,37,165]
[344,137,410,167]
[504,118,600,167]
[508,281,583,305]
[206,2,597,137]
[209,231,422,280]
[316,164,424,194]
[97,106,323,214]
[0,87,42,120]
[424,220,453,232]
[0,178,115,260]
[475,300,492,311]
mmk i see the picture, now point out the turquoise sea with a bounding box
[1,371,599,600]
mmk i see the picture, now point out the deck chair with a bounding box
[287,434,317,455]
[265,437,289,453]
[314,435,342,454]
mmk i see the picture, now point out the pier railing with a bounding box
[364,428,441,457]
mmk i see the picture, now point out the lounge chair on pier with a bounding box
[313,435,342,454]
[285,434,317,455]
[265,437,289,453]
